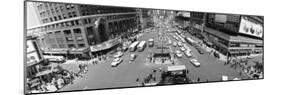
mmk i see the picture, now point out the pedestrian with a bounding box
[197,77,200,82]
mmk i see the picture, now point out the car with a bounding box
[130,54,137,61]
[122,46,128,51]
[175,50,183,58]
[180,47,186,51]
[114,52,124,58]
[111,58,123,67]
[196,47,204,54]
[184,51,192,57]
[190,59,200,67]
[173,42,177,47]
[177,42,183,47]
[183,44,190,49]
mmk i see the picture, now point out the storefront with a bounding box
[90,39,120,57]
[42,48,69,58]
[69,48,91,60]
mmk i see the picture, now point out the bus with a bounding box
[129,41,140,52]
[137,41,146,52]
[148,38,154,47]
[43,55,65,63]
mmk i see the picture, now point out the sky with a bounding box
[26,2,40,28]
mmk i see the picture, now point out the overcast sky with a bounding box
[26,2,40,28]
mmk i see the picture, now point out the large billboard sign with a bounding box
[215,14,227,23]
[26,40,41,65]
[238,16,263,38]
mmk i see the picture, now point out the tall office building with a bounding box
[27,2,141,58]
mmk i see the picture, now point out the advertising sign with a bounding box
[238,16,263,38]
[27,52,40,65]
[215,14,227,23]
[27,40,35,53]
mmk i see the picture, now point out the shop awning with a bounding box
[43,48,69,54]
[90,39,120,52]
[69,48,90,54]
[239,50,250,53]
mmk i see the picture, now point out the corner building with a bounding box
[27,2,141,58]
[203,13,263,57]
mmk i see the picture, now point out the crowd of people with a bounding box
[28,69,77,93]
[225,56,263,79]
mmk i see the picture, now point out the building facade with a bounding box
[26,36,44,79]
[27,2,141,58]
[204,13,263,57]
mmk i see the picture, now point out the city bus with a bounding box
[129,41,140,52]
[43,55,66,63]
[148,38,154,47]
[137,41,146,52]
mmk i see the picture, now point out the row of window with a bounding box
[80,5,136,16]
[41,11,77,23]
[50,43,85,48]
[37,3,75,12]
[229,42,263,48]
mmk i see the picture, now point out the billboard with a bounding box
[26,40,41,65]
[238,16,263,38]
[215,14,227,23]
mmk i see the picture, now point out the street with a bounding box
[59,27,251,91]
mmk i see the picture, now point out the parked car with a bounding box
[180,47,186,51]
[173,42,177,47]
[184,51,192,57]
[177,42,183,47]
[114,52,124,58]
[130,54,137,61]
[190,59,200,67]
[175,50,183,58]
[111,58,123,67]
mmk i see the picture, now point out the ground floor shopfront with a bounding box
[200,27,263,57]
[42,48,91,60]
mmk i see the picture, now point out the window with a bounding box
[73,28,82,34]
[70,4,75,9]
[76,36,83,41]
[66,37,74,41]
[49,18,53,22]
[58,44,66,48]
[66,4,70,10]
[51,44,57,48]
[63,14,67,19]
[78,44,85,48]
[55,7,59,12]
[71,21,75,26]
[60,23,64,27]
[68,44,76,48]
[230,43,240,47]
[58,15,62,20]
[63,30,71,35]
[68,12,72,18]
[72,11,77,17]
[75,20,79,25]
[51,9,55,14]
[54,16,57,21]
[46,10,50,15]
[60,6,64,11]
[54,31,61,34]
